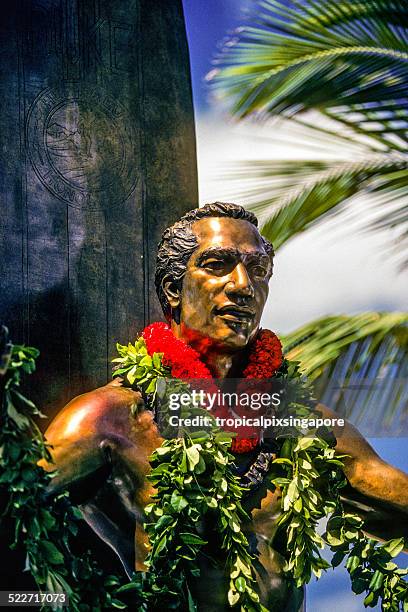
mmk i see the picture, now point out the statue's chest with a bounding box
[249,487,283,540]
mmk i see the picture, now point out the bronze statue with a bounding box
[40,202,408,611]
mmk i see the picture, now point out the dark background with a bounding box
[0,0,197,596]
[0,0,198,418]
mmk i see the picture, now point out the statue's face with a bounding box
[178,217,272,351]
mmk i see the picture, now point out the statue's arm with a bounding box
[317,403,408,540]
[38,380,154,576]
[38,379,143,500]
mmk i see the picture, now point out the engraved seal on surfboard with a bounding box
[26,85,138,209]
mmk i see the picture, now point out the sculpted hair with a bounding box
[155,202,274,321]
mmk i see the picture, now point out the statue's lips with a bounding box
[215,305,255,323]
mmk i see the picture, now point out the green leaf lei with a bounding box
[0,337,126,611]
[113,339,267,611]
[114,338,408,611]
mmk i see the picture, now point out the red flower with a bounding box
[243,329,282,379]
[231,438,259,454]
[141,324,283,454]
[143,323,213,380]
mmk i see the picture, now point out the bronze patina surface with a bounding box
[40,203,408,611]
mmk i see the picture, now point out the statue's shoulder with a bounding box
[44,379,143,443]
[40,379,160,477]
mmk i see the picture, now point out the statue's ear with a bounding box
[162,275,181,309]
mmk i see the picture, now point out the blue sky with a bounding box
[182,1,407,610]
[183,0,249,112]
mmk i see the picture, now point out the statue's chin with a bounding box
[216,324,254,351]
[177,320,255,353]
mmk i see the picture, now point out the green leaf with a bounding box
[110,598,127,609]
[368,570,384,593]
[145,379,156,394]
[155,446,172,456]
[294,438,316,452]
[228,589,240,607]
[188,588,197,612]
[40,541,65,565]
[382,537,405,558]
[40,510,56,530]
[115,582,140,593]
[154,534,168,555]
[345,555,360,574]
[155,515,174,531]
[126,365,138,386]
[326,532,344,547]
[331,551,345,568]
[235,576,247,592]
[287,480,299,502]
[364,591,379,607]
[153,353,162,369]
[195,455,206,475]
[273,457,293,465]
[186,445,201,471]
[170,490,188,512]
[140,355,152,368]
[351,577,368,595]
[180,533,207,546]
[6,402,30,429]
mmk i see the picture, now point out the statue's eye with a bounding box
[251,265,268,279]
[204,259,226,272]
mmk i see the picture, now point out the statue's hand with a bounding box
[318,403,408,519]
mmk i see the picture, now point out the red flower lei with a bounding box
[142,323,283,454]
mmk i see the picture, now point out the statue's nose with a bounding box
[225,263,254,298]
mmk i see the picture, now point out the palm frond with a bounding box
[325,103,408,153]
[209,0,408,261]
[211,0,408,149]
[224,154,408,256]
[281,312,408,432]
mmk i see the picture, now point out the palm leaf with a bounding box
[210,0,408,262]
[212,0,408,150]
[223,154,408,252]
[281,312,408,431]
